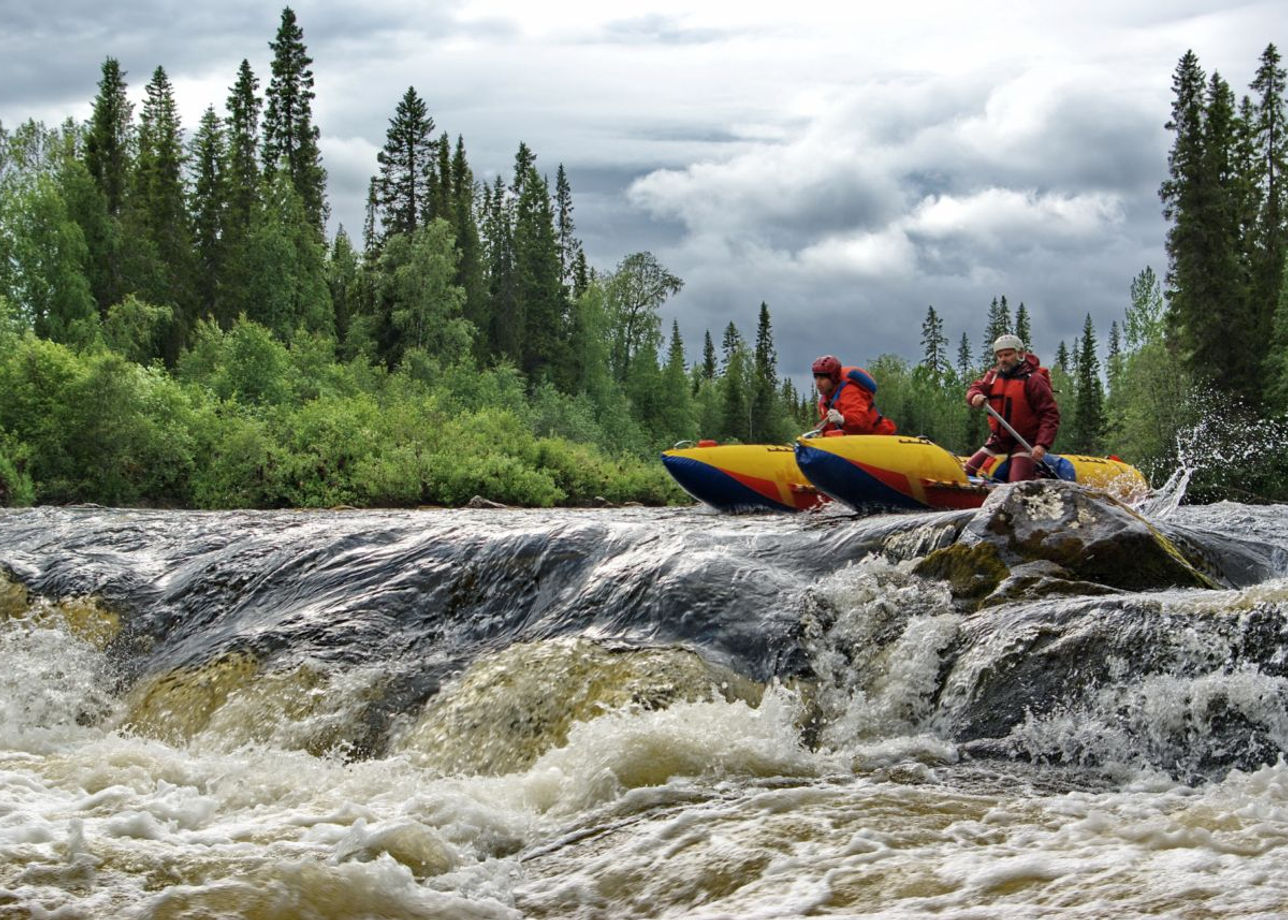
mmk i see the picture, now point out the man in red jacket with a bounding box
[812,355,897,435]
[964,334,1060,481]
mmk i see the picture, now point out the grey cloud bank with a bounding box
[3,0,1285,384]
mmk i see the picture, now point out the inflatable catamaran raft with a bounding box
[661,434,1148,514]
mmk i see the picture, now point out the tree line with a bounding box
[0,19,1285,507]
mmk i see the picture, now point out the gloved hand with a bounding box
[826,408,845,427]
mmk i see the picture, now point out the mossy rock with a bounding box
[912,542,1009,605]
[963,480,1218,593]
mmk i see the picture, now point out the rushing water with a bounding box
[2,497,1287,919]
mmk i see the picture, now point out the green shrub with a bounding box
[0,431,35,507]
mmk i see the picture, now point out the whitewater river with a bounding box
[1,494,1287,919]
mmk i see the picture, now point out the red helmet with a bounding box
[811,355,842,382]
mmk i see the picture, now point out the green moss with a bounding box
[912,542,1009,605]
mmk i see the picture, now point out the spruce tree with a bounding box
[225,60,261,229]
[482,173,518,362]
[919,305,948,376]
[702,330,717,380]
[554,163,584,293]
[659,320,696,443]
[448,136,488,357]
[750,302,783,441]
[1015,302,1032,350]
[1055,340,1071,373]
[374,87,435,239]
[956,331,973,380]
[81,57,132,312]
[979,295,1012,365]
[1252,45,1287,368]
[1072,314,1105,452]
[189,106,226,323]
[719,322,750,441]
[362,177,379,258]
[513,165,568,386]
[84,58,132,218]
[1194,72,1256,401]
[262,6,328,233]
[1107,320,1122,390]
[1160,51,1208,274]
[133,65,196,361]
[223,59,263,325]
[435,131,452,221]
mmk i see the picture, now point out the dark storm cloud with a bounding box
[6,0,1286,394]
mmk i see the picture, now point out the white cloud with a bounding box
[908,189,1125,244]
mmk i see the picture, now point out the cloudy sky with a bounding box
[4,1,1285,382]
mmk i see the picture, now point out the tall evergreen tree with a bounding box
[189,106,227,323]
[1252,45,1287,369]
[956,331,973,379]
[1159,52,1258,399]
[225,60,261,228]
[554,163,584,292]
[132,65,196,361]
[919,305,948,376]
[81,57,132,313]
[1107,320,1122,390]
[434,131,452,221]
[513,165,568,386]
[701,329,718,380]
[221,58,263,326]
[1015,302,1032,350]
[262,6,327,233]
[84,58,132,219]
[448,136,488,358]
[374,87,435,240]
[979,295,1012,365]
[1071,314,1105,451]
[1055,340,1071,373]
[362,177,379,258]
[658,320,696,443]
[482,174,518,362]
[750,302,783,441]
[719,322,750,441]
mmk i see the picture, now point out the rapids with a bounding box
[2,497,1287,918]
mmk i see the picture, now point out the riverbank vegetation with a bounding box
[1,13,1285,507]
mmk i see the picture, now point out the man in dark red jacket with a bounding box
[964,334,1060,481]
[812,355,897,436]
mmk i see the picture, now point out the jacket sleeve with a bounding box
[965,372,992,407]
[1027,373,1061,448]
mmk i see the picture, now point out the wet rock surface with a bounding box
[914,480,1219,607]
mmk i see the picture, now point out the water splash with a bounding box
[1142,400,1288,518]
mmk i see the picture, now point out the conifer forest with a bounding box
[1,10,1286,507]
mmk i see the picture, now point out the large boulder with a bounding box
[913,480,1217,607]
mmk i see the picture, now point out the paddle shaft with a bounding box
[982,403,1055,476]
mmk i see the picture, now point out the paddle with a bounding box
[981,403,1057,478]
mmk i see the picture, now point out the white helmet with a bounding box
[993,333,1024,354]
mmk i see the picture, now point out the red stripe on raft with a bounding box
[841,457,916,499]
